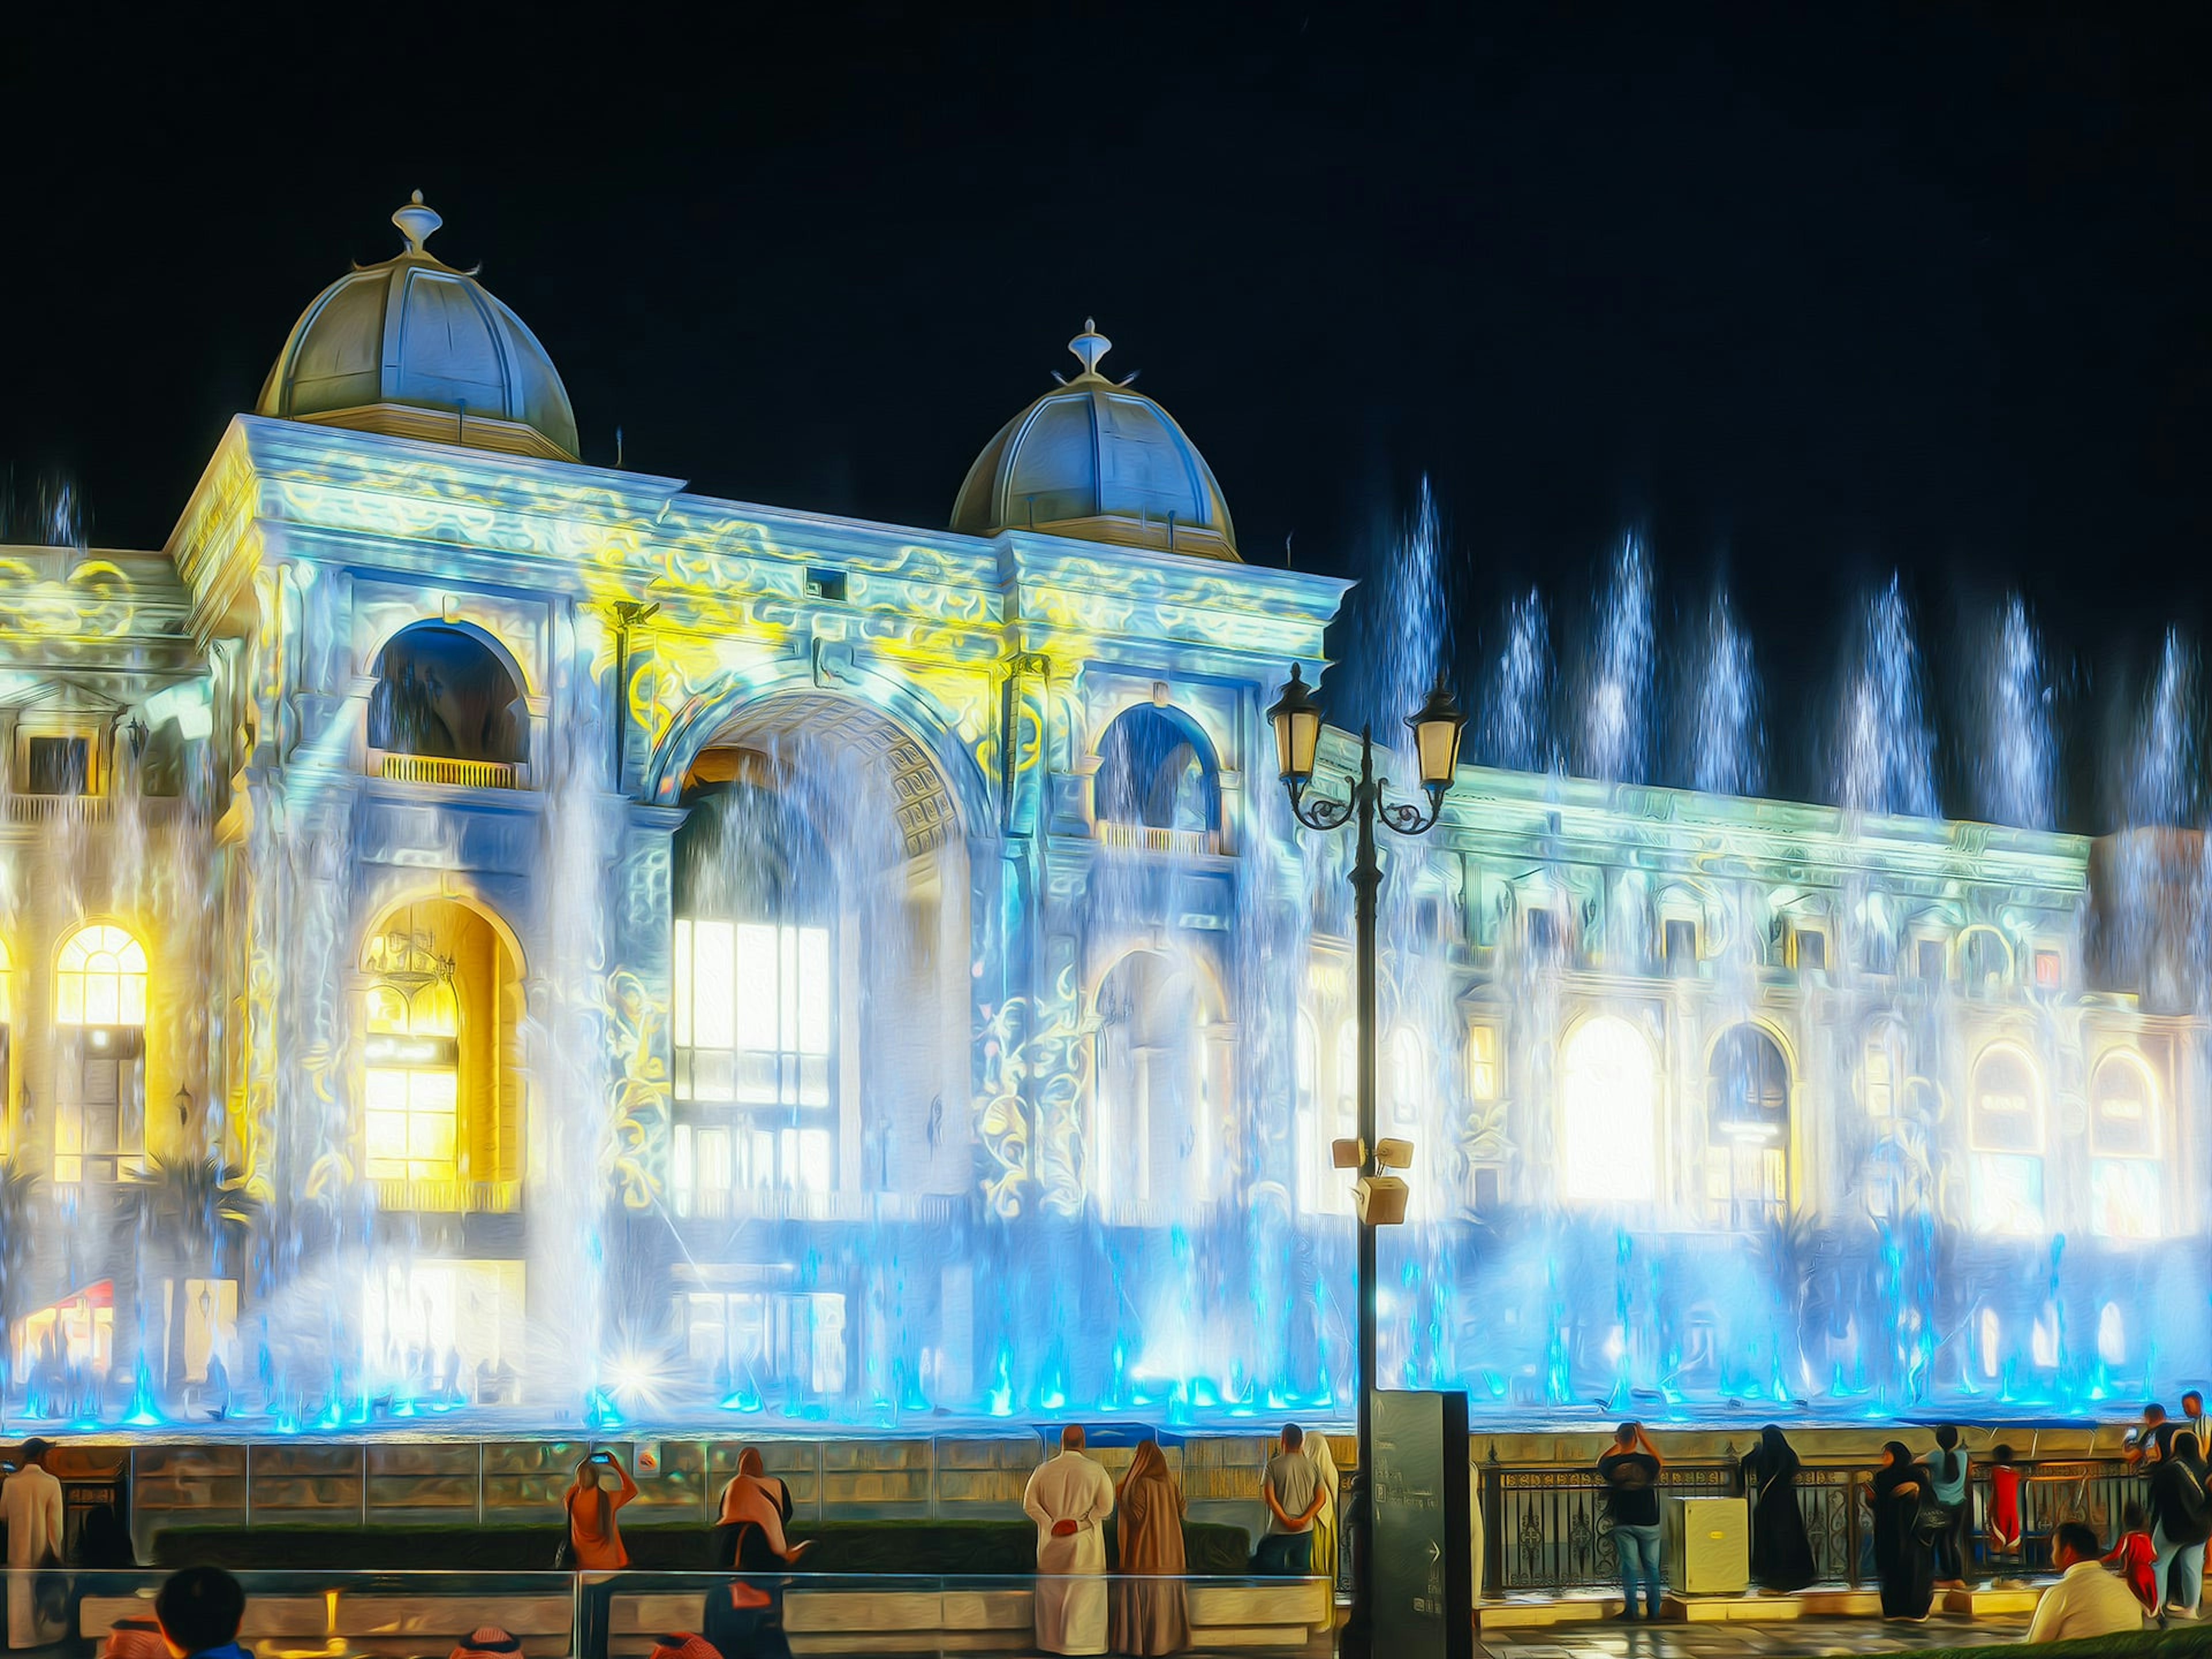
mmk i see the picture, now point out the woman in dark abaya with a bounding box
[1871,1441,1935,1620]
[1742,1425,1817,1592]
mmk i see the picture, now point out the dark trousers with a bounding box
[1933,1502,1974,1585]
[1253,1532,1313,1575]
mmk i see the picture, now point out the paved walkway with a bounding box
[1482,1612,2031,1659]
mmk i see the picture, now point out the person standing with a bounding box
[2128,1404,2177,1468]
[2,1438,66,1648]
[2026,1523,2146,1641]
[2185,1392,2211,1456]
[1109,1440,1189,1657]
[1870,1442,1934,1621]
[1255,1426,1325,1575]
[1597,1423,1664,1622]
[1985,1444,2024,1581]
[715,1449,801,1570]
[1926,1425,1973,1588]
[563,1450,639,1569]
[1024,1426,1115,1657]
[2147,1431,2210,1623]
[1741,1425,1815,1593]
[1305,1431,1340,1586]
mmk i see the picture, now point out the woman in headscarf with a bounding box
[1306,1431,1341,1587]
[1109,1440,1190,1657]
[1870,1441,1933,1620]
[1741,1426,1816,1592]
[714,1453,812,1571]
[563,1450,639,1569]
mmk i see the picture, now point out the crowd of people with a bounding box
[1596,1399,2212,1639]
[17,1404,2208,1658]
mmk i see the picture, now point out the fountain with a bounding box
[0,199,2207,1445]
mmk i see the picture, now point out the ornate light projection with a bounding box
[2,200,2207,1432]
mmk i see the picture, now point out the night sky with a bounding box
[7,4,2209,827]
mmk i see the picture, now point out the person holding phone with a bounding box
[565,1450,639,1569]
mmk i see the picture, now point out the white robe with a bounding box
[1022,1450,1115,1655]
[2,1464,66,1647]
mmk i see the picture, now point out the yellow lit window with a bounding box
[55,925,147,1027]
[1468,1026,1499,1102]
[364,979,460,1184]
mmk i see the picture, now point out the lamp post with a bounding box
[1267,661,1465,1659]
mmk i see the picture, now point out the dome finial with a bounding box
[1068,319,1111,378]
[393,190,443,255]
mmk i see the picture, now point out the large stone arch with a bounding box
[645,664,992,846]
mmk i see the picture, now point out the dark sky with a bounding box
[7,3,2209,827]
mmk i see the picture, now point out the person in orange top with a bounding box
[563,1450,639,1569]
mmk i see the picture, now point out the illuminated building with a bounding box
[0,196,2200,1430]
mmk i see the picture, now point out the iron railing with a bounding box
[1478,1453,2143,1596]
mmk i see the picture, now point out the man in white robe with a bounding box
[1023,1425,1115,1656]
[3,1438,67,1647]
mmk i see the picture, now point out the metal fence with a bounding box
[1478,1453,2143,1597]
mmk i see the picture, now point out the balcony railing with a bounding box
[369,1176,522,1214]
[1096,820,1217,857]
[371,751,523,790]
[3,794,185,824]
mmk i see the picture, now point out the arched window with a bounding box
[1706,1025,1789,1228]
[367,623,526,769]
[1093,703,1220,850]
[364,978,460,1185]
[1093,949,1222,1211]
[1968,1044,2044,1234]
[1559,1015,1657,1204]
[359,901,522,1211]
[672,778,837,1203]
[2089,1051,2161,1238]
[53,924,149,1183]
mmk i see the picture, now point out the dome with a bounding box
[256,194,578,462]
[952,323,1237,560]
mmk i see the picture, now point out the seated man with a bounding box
[155,1567,252,1659]
[1255,1424,1325,1575]
[2026,1522,2146,1642]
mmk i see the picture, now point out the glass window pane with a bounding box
[779,927,801,1052]
[85,972,119,1027]
[732,924,777,1050]
[694,1050,736,1102]
[2091,1159,2161,1239]
[1559,1016,1657,1204]
[797,928,831,1054]
[365,1070,408,1111]
[696,921,737,1048]
[56,975,83,1025]
[798,1130,833,1192]
[120,973,147,1028]
[798,1055,830,1107]
[733,1051,776,1104]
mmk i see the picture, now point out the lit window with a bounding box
[2089,1051,2161,1238]
[24,736,90,797]
[55,925,147,1028]
[54,925,148,1184]
[673,918,835,1197]
[1468,1026,1499,1102]
[363,979,461,1185]
[1707,1025,1788,1228]
[361,1259,524,1391]
[1968,1045,2043,1234]
[1559,1015,1657,1204]
[2033,950,2062,988]
[1094,950,1220,1210]
[1791,928,1827,972]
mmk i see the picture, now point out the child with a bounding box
[2107,1501,2158,1615]
[1986,1444,2023,1581]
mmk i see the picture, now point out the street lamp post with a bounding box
[1267,662,1465,1659]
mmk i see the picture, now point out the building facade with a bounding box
[0,199,2200,1430]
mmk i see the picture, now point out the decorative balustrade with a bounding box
[3,793,185,824]
[1478,1452,2141,1597]
[369,1176,522,1215]
[1096,819,1217,857]
[372,751,523,789]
